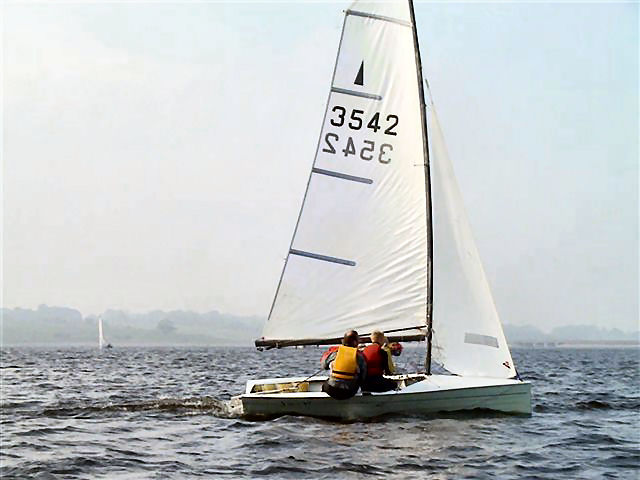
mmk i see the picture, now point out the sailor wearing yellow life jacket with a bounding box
[320,330,367,400]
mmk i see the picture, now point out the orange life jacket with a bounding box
[362,343,384,376]
[330,346,358,381]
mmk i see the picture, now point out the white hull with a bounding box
[237,374,531,420]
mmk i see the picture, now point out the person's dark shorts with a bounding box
[361,376,397,393]
[322,380,358,400]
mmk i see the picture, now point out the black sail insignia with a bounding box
[354,61,364,86]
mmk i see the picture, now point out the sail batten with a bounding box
[346,9,412,27]
[311,167,373,184]
[289,249,356,267]
[330,87,382,100]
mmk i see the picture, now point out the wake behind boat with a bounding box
[236,0,531,419]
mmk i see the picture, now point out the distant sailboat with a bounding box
[235,0,531,419]
[98,316,112,349]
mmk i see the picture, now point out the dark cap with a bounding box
[343,330,359,347]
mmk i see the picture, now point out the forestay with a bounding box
[428,102,516,379]
[262,0,429,341]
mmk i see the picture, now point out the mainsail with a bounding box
[262,0,430,341]
[259,0,516,380]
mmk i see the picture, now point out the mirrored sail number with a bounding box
[322,134,393,164]
[324,105,397,164]
[329,106,398,136]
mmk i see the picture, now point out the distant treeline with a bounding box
[503,323,639,345]
[1,305,262,346]
[1,305,637,346]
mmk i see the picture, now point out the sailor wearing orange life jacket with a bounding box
[361,330,398,393]
[320,330,367,400]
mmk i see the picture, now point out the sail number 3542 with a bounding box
[322,105,398,164]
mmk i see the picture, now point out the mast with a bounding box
[407,0,434,374]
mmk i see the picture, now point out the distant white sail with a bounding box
[263,0,429,341]
[428,103,515,378]
[98,316,107,349]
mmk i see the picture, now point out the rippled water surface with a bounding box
[2,346,639,479]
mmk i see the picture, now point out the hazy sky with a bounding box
[3,1,638,332]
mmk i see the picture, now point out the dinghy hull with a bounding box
[238,374,531,420]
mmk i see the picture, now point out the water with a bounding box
[1,346,638,479]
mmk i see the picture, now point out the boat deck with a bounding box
[238,374,532,419]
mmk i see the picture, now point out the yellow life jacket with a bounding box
[330,346,358,381]
[382,345,396,374]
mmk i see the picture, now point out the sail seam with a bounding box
[331,87,382,100]
[289,249,356,267]
[312,168,373,184]
[346,9,412,27]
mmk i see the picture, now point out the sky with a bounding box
[2,1,638,332]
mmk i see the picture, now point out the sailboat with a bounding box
[98,316,112,349]
[236,0,531,419]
